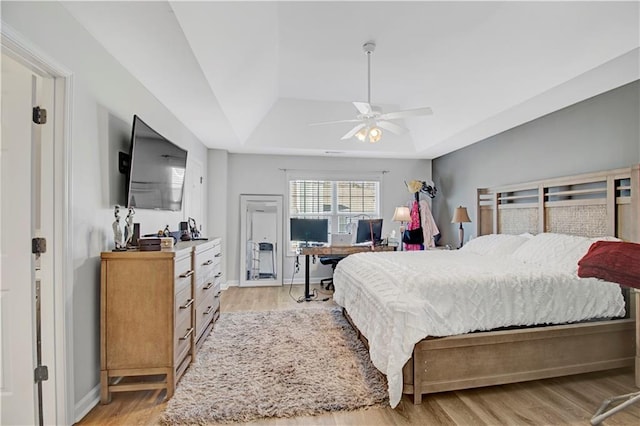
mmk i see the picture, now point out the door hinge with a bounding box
[32,237,47,255]
[200,176,203,184]
[32,106,47,125]
[34,365,49,383]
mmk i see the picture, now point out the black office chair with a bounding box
[319,255,345,291]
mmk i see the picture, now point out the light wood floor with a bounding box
[78,285,640,425]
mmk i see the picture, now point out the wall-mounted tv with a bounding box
[126,115,188,211]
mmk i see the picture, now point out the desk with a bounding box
[299,245,396,301]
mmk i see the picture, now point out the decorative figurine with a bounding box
[112,205,126,251]
[124,207,135,248]
[188,217,200,239]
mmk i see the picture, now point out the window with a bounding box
[287,176,380,251]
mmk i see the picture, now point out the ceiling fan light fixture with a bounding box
[355,127,368,142]
[354,126,382,143]
[368,126,382,143]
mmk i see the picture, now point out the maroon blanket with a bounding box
[578,241,640,290]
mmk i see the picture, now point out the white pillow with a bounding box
[593,235,622,242]
[459,234,531,256]
[510,233,595,274]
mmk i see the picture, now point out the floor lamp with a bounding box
[392,206,411,251]
[451,206,471,249]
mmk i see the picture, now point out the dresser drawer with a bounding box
[195,291,218,341]
[174,254,193,295]
[195,247,221,286]
[195,267,221,303]
[174,313,193,365]
[212,286,221,314]
[175,286,193,328]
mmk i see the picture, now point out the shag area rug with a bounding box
[161,308,388,424]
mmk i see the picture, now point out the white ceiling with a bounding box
[62,1,639,159]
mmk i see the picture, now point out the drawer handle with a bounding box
[214,253,222,258]
[179,327,194,341]
[203,306,214,315]
[202,259,213,266]
[180,299,194,309]
[214,293,220,299]
[179,270,194,278]
[214,272,222,278]
[203,282,214,290]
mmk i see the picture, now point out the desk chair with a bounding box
[319,255,345,291]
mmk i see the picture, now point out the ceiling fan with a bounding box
[310,41,433,143]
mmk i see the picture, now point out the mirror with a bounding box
[239,194,283,287]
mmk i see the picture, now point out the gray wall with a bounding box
[432,81,640,246]
[209,153,431,284]
[2,1,209,420]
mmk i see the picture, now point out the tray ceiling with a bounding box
[63,1,639,159]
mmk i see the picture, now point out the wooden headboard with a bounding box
[477,165,639,242]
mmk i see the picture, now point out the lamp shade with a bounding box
[392,206,411,222]
[451,206,471,223]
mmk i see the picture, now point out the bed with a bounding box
[333,165,640,408]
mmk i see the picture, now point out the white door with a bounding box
[1,52,56,425]
[184,158,204,233]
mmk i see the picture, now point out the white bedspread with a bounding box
[332,250,625,408]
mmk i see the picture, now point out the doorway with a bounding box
[184,158,204,234]
[1,51,56,425]
[1,27,71,425]
[239,195,283,287]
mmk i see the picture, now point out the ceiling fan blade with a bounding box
[353,102,373,115]
[376,120,408,135]
[340,123,367,140]
[309,118,363,126]
[379,107,433,120]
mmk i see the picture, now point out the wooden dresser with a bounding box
[99,238,222,403]
[193,239,222,350]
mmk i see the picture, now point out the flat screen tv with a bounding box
[290,218,329,245]
[126,115,188,211]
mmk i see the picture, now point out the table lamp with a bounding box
[451,206,471,248]
[392,206,411,251]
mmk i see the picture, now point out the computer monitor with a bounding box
[355,218,383,245]
[290,218,329,245]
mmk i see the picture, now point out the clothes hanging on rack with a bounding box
[404,200,423,251]
[419,199,440,248]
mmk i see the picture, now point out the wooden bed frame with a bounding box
[346,165,640,404]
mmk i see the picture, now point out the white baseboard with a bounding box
[223,280,238,289]
[74,383,100,423]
